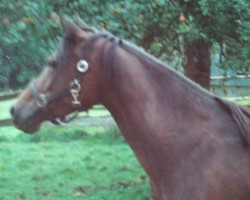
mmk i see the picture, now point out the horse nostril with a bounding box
[10,106,15,118]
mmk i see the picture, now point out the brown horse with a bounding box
[11,15,250,200]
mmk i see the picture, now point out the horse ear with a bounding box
[74,13,89,30]
[59,14,84,39]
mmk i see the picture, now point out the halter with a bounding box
[28,32,117,125]
[28,59,88,124]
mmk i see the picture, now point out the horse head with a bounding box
[11,15,104,133]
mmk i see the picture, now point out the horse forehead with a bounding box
[62,38,87,59]
[36,67,53,86]
[51,40,75,65]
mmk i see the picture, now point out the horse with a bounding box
[11,15,250,200]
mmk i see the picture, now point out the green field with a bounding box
[0,99,150,199]
[0,126,150,200]
[0,96,249,199]
[225,97,250,107]
[0,99,16,120]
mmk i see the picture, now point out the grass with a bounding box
[0,126,150,200]
[224,97,250,107]
[0,95,249,200]
[0,99,16,120]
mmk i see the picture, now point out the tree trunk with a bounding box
[141,34,155,49]
[184,38,211,90]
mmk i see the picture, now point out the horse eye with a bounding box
[48,60,57,68]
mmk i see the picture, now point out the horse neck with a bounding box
[98,42,236,183]
[100,43,213,146]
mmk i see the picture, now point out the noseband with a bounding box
[28,31,117,124]
[28,59,89,124]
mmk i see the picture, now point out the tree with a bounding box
[179,0,250,89]
[0,0,59,89]
[1,0,249,90]
[105,0,250,89]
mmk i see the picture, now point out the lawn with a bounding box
[0,99,16,120]
[0,95,249,200]
[0,126,150,200]
[224,97,250,107]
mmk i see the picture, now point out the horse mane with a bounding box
[79,29,250,146]
[79,29,209,93]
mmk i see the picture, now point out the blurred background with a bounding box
[0,0,249,199]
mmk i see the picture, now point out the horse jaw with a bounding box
[11,90,47,134]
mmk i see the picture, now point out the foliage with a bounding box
[0,0,249,89]
[0,0,60,89]
[179,0,250,72]
[0,126,150,199]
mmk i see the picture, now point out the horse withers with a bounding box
[11,15,250,200]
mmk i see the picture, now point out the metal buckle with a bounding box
[36,94,48,107]
[76,60,88,73]
[70,79,81,107]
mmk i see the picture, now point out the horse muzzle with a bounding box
[11,107,40,134]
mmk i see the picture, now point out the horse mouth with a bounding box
[11,105,47,134]
[13,117,42,134]
[14,123,40,134]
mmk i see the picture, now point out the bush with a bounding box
[0,1,60,89]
